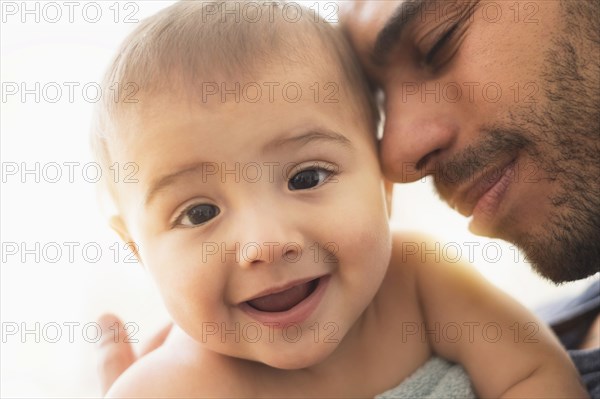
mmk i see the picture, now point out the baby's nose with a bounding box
[237,240,302,269]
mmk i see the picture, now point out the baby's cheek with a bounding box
[339,196,392,276]
[144,240,228,330]
[339,190,390,250]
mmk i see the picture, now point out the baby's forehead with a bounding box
[109,63,350,149]
[93,0,378,187]
[106,65,374,181]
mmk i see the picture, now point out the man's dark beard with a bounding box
[433,0,599,283]
[518,0,600,283]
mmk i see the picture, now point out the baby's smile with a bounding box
[245,276,320,312]
[239,275,331,326]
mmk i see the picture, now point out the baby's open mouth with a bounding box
[246,278,320,312]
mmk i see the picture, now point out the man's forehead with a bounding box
[338,1,405,60]
[339,1,405,19]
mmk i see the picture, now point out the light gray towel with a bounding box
[375,357,475,399]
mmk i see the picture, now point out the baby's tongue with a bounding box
[247,281,314,312]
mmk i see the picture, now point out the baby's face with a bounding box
[113,62,392,369]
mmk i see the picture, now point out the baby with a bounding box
[93,1,587,397]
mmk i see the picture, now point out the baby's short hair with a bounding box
[91,0,378,208]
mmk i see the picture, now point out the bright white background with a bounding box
[1,0,597,397]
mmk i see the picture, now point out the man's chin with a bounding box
[478,224,600,284]
[529,258,600,285]
[518,235,600,284]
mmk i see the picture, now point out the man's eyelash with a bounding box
[424,22,460,66]
[422,1,477,70]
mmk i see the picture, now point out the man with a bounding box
[98,0,599,395]
[339,0,599,284]
[337,0,599,396]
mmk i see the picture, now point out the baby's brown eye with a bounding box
[179,204,219,226]
[288,168,332,191]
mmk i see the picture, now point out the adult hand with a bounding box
[96,314,172,395]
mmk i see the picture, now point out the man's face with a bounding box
[112,62,392,369]
[340,0,599,282]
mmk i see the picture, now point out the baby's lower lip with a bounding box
[239,276,330,327]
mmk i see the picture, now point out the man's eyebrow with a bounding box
[144,162,209,207]
[372,0,431,66]
[262,129,354,153]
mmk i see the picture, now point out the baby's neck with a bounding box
[166,308,402,396]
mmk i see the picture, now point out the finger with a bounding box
[96,313,136,395]
[139,322,173,357]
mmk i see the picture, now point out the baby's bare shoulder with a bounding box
[378,230,466,310]
[105,348,214,398]
[105,333,243,398]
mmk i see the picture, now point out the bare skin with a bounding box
[104,234,587,398]
[97,315,171,394]
[338,0,599,284]
[96,0,599,394]
[337,0,600,352]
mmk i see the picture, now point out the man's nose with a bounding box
[380,84,459,183]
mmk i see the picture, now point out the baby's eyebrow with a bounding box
[262,129,353,153]
[144,129,353,206]
[144,162,210,207]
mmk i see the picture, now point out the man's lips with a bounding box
[448,158,517,217]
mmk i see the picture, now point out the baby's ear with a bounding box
[109,215,143,265]
[384,179,394,219]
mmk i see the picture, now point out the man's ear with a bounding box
[384,179,394,219]
[109,215,143,265]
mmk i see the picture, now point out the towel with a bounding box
[375,357,475,399]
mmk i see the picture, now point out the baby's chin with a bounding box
[196,332,345,371]
[248,339,341,371]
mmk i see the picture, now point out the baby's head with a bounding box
[93,0,392,369]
